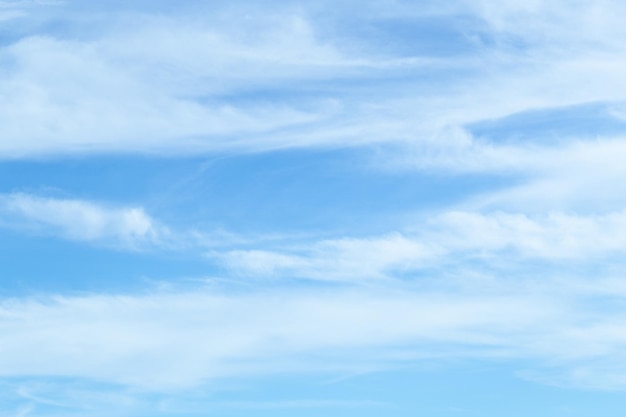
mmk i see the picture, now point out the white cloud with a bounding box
[218,233,432,281]
[430,210,626,259]
[463,0,626,50]
[3,0,626,407]
[217,209,626,281]
[0,193,163,248]
[387,130,626,213]
[0,10,402,157]
[0,276,623,395]
[0,0,624,159]
[0,32,323,156]
[0,286,564,390]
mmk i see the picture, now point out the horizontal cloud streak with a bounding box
[0,277,624,394]
[0,287,575,389]
[0,193,163,248]
[217,210,626,281]
[217,234,431,281]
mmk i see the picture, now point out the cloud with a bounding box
[216,209,626,281]
[2,0,626,410]
[5,191,623,280]
[0,30,323,156]
[430,210,626,259]
[464,0,626,50]
[217,233,432,281]
[0,286,566,390]
[0,8,402,157]
[0,193,163,248]
[0,0,623,160]
[0,273,623,398]
[385,127,626,212]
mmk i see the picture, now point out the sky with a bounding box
[2,0,626,415]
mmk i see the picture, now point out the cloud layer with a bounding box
[0,0,624,160]
[0,276,624,395]
[2,0,626,415]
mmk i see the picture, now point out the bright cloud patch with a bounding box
[218,234,430,281]
[0,193,162,247]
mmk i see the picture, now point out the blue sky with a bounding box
[2,0,626,415]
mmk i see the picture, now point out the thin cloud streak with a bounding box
[217,209,626,281]
[0,193,163,249]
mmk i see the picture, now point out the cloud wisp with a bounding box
[0,193,163,249]
[216,209,626,282]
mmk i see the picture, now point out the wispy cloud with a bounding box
[216,233,431,281]
[2,0,626,414]
[0,287,572,389]
[0,0,623,159]
[0,8,403,157]
[216,209,626,281]
[0,277,622,395]
[0,193,163,248]
[429,210,626,260]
